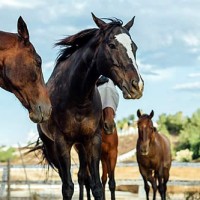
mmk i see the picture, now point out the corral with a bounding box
[0,154,199,199]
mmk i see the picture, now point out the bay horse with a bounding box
[136,110,171,200]
[37,13,144,200]
[0,16,51,123]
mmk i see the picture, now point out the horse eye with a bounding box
[108,43,116,49]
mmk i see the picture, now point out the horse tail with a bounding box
[27,137,58,172]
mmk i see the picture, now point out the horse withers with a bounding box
[37,13,144,200]
[136,110,171,200]
[0,17,51,123]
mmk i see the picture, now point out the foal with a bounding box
[136,110,171,200]
[101,107,118,200]
[83,77,119,200]
[98,77,119,200]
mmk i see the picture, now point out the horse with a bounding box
[136,110,171,200]
[37,13,144,200]
[85,77,119,200]
[101,108,118,200]
[0,16,51,123]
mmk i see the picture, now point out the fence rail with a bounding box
[0,162,200,199]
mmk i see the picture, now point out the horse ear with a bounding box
[17,16,29,43]
[137,109,142,118]
[91,12,106,29]
[124,16,135,31]
[150,110,154,119]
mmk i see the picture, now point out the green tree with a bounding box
[176,109,200,159]
[157,112,188,135]
[0,146,15,162]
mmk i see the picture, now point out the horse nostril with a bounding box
[104,122,109,130]
[132,80,138,90]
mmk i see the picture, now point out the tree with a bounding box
[157,112,188,135]
[175,109,200,159]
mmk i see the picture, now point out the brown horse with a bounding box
[101,107,118,200]
[0,16,51,123]
[37,13,144,200]
[85,78,119,200]
[136,110,171,200]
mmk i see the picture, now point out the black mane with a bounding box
[55,18,123,64]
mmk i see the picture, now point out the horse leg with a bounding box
[88,133,103,200]
[162,168,170,200]
[108,150,117,200]
[142,176,150,200]
[139,166,150,200]
[101,157,108,200]
[85,171,92,200]
[76,144,91,200]
[55,135,74,200]
[148,172,157,200]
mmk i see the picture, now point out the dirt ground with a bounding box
[1,134,199,199]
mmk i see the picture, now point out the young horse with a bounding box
[37,13,144,200]
[85,77,119,200]
[98,78,119,200]
[136,110,171,200]
[0,17,51,123]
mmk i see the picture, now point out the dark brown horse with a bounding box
[136,110,171,200]
[0,16,51,123]
[37,13,144,200]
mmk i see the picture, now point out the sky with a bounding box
[0,0,200,146]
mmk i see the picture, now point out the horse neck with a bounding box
[51,46,100,104]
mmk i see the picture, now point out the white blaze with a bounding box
[115,33,143,91]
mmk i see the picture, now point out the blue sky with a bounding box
[0,0,200,146]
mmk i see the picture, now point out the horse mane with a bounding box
[55,18,123,64]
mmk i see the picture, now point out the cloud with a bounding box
[137,60,173,81]
[0,0,43,9]
[188,73,200,78]
[182,33,200,47]
[43,61,55,70]
[173,82,200,91]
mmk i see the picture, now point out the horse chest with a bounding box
[63,112,101,139]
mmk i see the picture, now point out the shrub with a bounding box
[175,149,193,162]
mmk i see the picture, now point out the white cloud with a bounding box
[0,0,43,9]
[188,73,200,78]
[43,61,55,70]
[173,82,200,90]
[182,33,200,47]
[137,60,173,82]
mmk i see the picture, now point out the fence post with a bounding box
[7,159,10,200]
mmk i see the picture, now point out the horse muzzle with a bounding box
[103,122,116,135]
[29,103,52,123]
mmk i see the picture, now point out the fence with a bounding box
[0,161,200,199]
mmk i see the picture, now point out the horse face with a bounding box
[93,14,144,99]
[102,107,116,134]
[2,17,52,123]
[137,110,154,155]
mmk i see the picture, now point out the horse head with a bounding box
[137,110,155,155]
[0,17,52,123]
[92,13,144,99]
[102,107,116,134]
